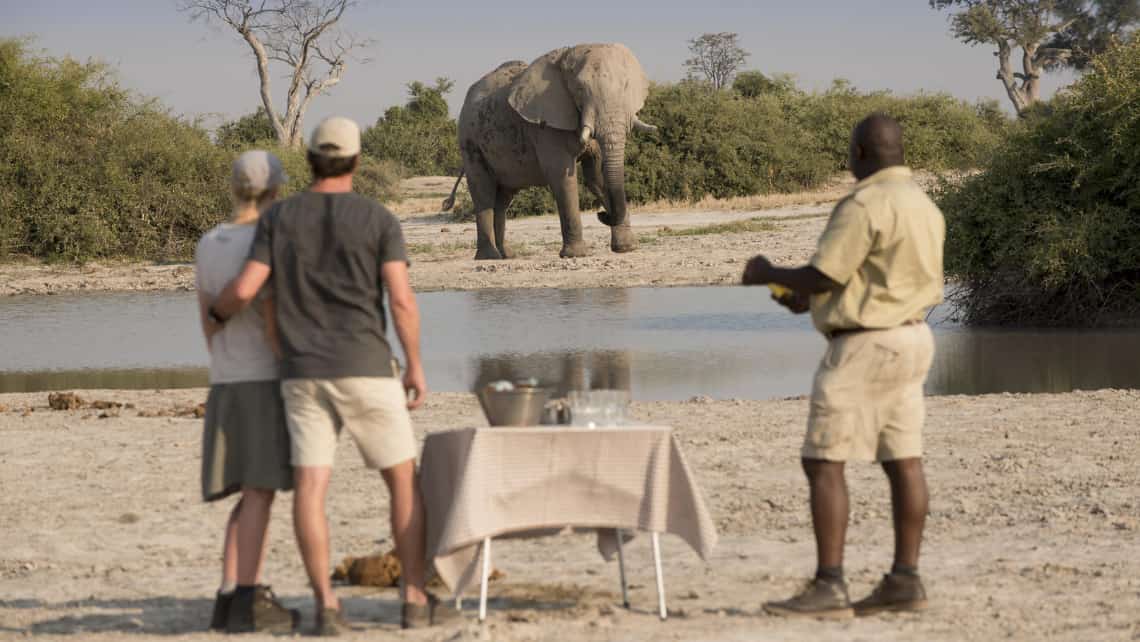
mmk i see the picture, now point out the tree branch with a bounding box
[178,0,370,147]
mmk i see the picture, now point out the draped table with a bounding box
[418,425,718,620]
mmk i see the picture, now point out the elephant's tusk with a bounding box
[579,126,593,145]
[632,118,658,134]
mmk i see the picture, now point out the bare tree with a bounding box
[178,0,372,147]
[684,32,750,90]
[931,0,1139,114]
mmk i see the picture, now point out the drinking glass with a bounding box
[568,389,630,428]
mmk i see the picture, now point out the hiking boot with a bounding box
[401,593,463,629]
[315,607,350,637]
[208,590,233,631]
[764,578,854,619]
[853,573,928,615]
[226,585,300,634]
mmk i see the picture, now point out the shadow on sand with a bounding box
[3,588,592,636]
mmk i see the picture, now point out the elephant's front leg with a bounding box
[540,156,588,258]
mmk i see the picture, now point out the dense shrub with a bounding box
[937,38,1140,326]
[626,82,834,202]
[624,80,1007,204]
[791,79,1007,174]
[0,39,230,261]
[362,79,461,176]
[215,107,277,150]
[0,39,399,262]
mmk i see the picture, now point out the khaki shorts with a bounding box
[803,323,935,462]
[281,377,416,470]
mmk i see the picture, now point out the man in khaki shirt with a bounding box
[742,114,945,619]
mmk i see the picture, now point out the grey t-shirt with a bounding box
[249,191,408,379]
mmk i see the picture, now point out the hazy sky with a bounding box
[3,0,1076,131]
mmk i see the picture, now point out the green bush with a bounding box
[448,186,560,220]
[937,38,1140,326]
[362,79,461,176]
[791,80,1007,174]
[0,39,231,261]
[215,107,277,150]
[628,81,837,201]
[0,40,401,263]
[623,80,1006,204]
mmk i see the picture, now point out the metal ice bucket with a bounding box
[477,384,551,427]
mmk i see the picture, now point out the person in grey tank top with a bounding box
[195,151,298,634]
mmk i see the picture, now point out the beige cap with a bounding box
[231,150,287,198]
[308,116,361,158]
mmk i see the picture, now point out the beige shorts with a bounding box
[803,322,935,462]
[281,377,416,470]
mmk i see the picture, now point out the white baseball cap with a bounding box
[231,150,287,196]
[308,116,361,158]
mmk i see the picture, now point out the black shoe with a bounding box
[226,585,300,634]
[209,590,233,631]
[853,573,929,615]
[764,577,854,619]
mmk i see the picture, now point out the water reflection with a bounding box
[473,350,632,396]
[2,287,1139,399]
[0,368,207,393]
[928,329,1140,395]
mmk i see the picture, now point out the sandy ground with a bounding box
[0,177,843,297]
[1,389,1137,641]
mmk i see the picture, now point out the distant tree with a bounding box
[931,0,1139,114]
[1047,0,1140,69]
[215,107,276,148]
[684,32,750,90]
[178,0,373,147]
[732,71,798,97]
[405,77,454,120]
[362,78,460,175]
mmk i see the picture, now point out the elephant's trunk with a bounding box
[597,133,629,228]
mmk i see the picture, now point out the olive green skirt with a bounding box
[201,381,294,502]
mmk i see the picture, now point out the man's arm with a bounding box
[262,295,282,360]
[382,259,426,410]
[211,260,271,320]
[743,258,839,294]
[742,258,838,314]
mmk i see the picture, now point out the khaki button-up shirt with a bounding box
[809,166,945,336]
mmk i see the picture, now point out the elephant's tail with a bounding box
[441,172,465,211]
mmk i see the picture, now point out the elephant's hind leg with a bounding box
[493,187,518,259]
[466,159,503,260]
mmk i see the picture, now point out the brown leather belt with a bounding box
[826,319,923,341]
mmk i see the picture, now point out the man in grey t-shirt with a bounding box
[211,117,453,633]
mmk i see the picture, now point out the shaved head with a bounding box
[849,113,905,180]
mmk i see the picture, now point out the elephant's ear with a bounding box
[507,47,579,132]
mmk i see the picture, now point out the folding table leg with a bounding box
[651,531,667,620]
[615,529,630,609]
[479,537,491,622]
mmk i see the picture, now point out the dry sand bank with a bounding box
[0,175,838,296]
[1,389,1137,641]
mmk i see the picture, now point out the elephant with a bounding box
[441,43,658,260]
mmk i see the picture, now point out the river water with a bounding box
[2,287,1138,399]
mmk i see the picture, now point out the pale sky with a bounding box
[2,0,1076,132]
